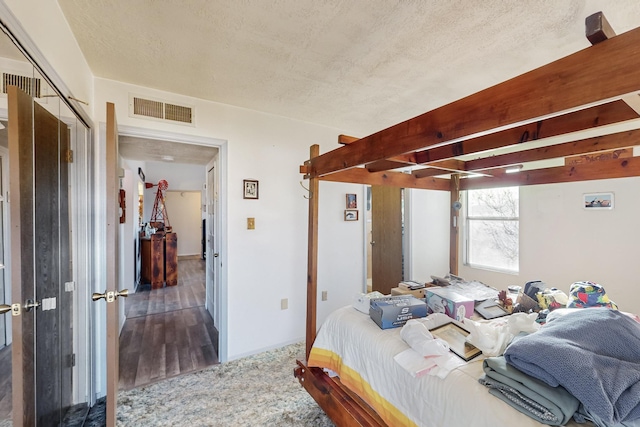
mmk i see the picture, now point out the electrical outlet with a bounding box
[247,217,255,230]
[321,291,328,301]
[281,298,288,310]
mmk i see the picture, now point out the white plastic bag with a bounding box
[465,312,539,357]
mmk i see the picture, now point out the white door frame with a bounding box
[117,125,228,362]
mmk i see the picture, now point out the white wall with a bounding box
[93,78,361,359]
[408,189,450,283]
[317,181,366,323]
[142,161,205,221]
[164,191,202,257]
[459,177,640,312]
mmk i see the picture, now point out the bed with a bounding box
[295,12,640,427]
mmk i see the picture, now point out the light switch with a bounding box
[281,298,288,310]
[247,217,255,230]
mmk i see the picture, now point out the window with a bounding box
[465,187,519,273]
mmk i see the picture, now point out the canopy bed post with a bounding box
[305,144,320,359]
[450,174,460,275]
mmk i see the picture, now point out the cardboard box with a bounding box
[369,296,427,329]
[391,287,426,298]
[426,287,474,321]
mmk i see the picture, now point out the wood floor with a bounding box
[119,256,219,390]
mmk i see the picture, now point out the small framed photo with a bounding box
[429,322,482,361]
[346,193,357,209]
[344,209,358,221]
[583,192,613,210]
[243,179,259,199]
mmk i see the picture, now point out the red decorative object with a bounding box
[118,189,126,224]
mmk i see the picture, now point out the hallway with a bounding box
[118,256,219,390]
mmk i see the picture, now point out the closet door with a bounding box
[8,85,73,425]
[370,185,403,295]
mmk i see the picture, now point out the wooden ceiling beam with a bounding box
[338,134,359,145]
[309,25,640,177]
[320,168,449,191]
[421,159,467,172]
[586,12,616,45]
[460,156,640,190]
[365,159,411,172]
[465,128,640,171]
[411,100,638,165]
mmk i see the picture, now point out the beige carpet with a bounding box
[116,342,334,426]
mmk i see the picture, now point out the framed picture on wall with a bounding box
[243,179,259,199]
[583,192,613,210]
[346,193,357,209]
[344,209,358,221]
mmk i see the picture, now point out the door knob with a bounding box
[213,253,219,258]
[92,289,129,303]
[24,299,40,312]
[370,241,375,245]
[1,302,33,316]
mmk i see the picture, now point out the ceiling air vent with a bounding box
[3,72,41,97]
[165,103,192,124]
[133,97,163,119]
[130,95,195,126]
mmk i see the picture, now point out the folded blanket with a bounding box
[504,309,640,424]
[480,356,579,425]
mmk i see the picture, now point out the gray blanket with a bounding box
[504,309,640,424]
[480,356,579,425]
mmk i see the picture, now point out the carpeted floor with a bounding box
[116,342,334,426]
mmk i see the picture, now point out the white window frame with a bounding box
[463,187,520,274]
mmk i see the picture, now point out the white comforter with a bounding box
[307,306,589,427]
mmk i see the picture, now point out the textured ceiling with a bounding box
[119,135,218,165]
[57,0,640,138]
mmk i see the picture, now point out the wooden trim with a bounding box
[465,128,640,171]
[410,100,638,164]
[449,175,460,275]
[320,168,450,191]
[365,160,410,173]
[306,145,320,359]
[310,23,640,177]
[294,361,387,427]
[460,156,640,190]
[586,11,616,45]
[339,134,359,145]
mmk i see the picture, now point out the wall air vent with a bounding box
[129,94,195,126]
[3,72,41,97]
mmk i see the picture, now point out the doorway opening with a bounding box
[116,128,227,390]
[365,185,407,294]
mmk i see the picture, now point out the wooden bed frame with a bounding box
[294,13,640,426]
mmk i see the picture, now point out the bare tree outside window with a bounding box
[466,187,519,272]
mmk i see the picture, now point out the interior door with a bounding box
[103,102,122,426]
[7,85,74,425]
[371,185,403,295]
